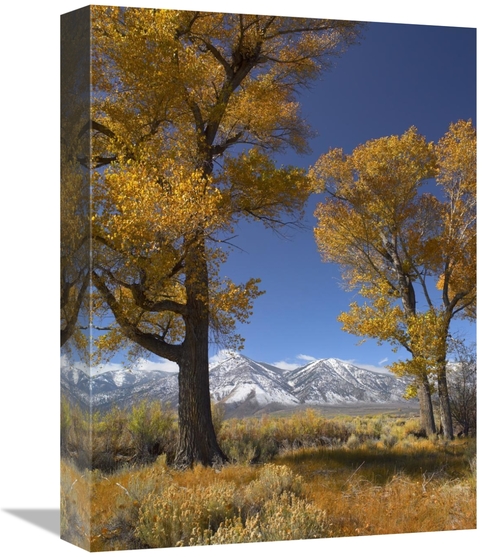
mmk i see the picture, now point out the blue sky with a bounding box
[209,20,477,372]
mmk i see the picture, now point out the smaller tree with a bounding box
[311,121,476,439]
[311,127,438,435]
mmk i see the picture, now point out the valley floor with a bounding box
[61,411,476,551]
[250,401,421,419]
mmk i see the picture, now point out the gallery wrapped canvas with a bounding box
[61,4,476,552]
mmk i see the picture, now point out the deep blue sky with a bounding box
[212,20,476,371]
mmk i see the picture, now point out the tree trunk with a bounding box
[173,239,228,468]
[174,320,228,468]
[437,364,454,440]
[417,375,436,436]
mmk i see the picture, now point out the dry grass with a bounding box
[276,437,476,537]
[60,459,92,550]
[60,410,476,551]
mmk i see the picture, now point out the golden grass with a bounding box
[60,412,476,551]
[276,437,476,537]
[60,459,92,550]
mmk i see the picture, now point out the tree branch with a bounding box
[92,270,183,363]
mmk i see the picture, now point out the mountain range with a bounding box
[61,353,412,417]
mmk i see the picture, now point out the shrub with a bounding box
[240,464,303,513]
[60,459,92,550]
[380,433,398,449]
[61,397,72,454]
[92,406,132,471]
[196,493,329,545]
[134,463,324,548]
[219,420,279,464]
[211,402,226,436]
[346,433,360,449]
[60,398,92,470]
[128,401,176,464]
[136,480,237,548]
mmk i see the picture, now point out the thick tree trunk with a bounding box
[437,365,454,440]
[173,240,228,468]
[174,320,228,468]
[417,375,436,436]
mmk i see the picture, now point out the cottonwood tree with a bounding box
[311,121,476,438]
[87,7,363,467]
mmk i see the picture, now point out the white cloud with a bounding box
[136,358,179,373]
[297,354,317,362]
[362,364,392,375]
[272,360,301,371]
[88,358,179,375]
[272,353,319,371]
[92,362,124,375]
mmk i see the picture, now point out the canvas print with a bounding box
[60,5,476,552]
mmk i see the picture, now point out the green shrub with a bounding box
[211,402,226,436]
[92,406,131,471]
[128,401,175,463]
[346,433,360,449]
[219,421,279,464]
[381,433,399,449]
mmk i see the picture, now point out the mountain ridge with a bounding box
[61,353,411,416]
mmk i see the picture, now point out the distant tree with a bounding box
[311,121,476,439]
[88,7,364,467]
[447,339,476,437]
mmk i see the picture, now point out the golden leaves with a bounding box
[435,119,476,197]
[338,297,406,348]
[312,127,436,216]
[97,164,223,247]
[219,149,312,227]
[209,277,264,351]
[311,127,439,294]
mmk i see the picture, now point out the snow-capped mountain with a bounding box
[61,365,178,411]
[61,353,410,416]
[285,358,407,404]
[209,354,300,415]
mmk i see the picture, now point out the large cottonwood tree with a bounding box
[88,7,363,467]
[311,121,476,438]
